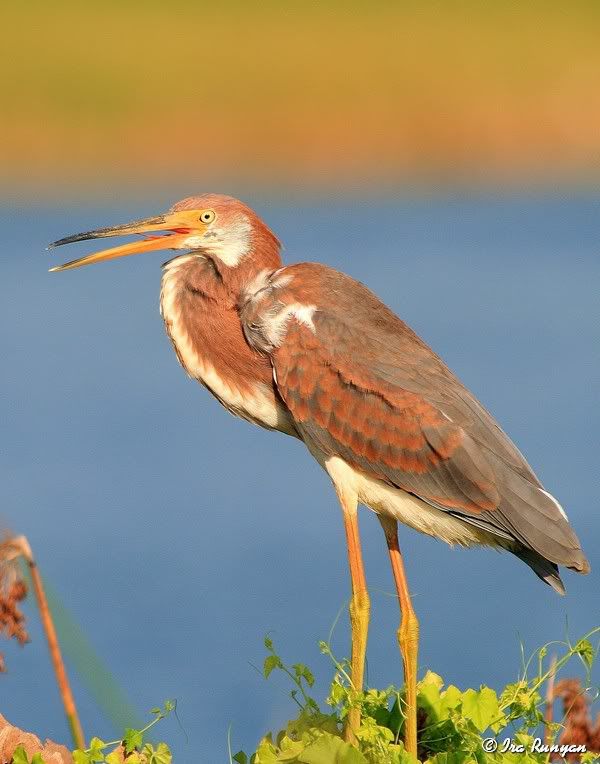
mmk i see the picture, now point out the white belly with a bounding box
[306,442,499,548]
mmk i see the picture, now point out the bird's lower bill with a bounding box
[48,210,207,272]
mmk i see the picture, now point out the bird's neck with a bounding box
[160,253,272,387]
[159,253,295,434]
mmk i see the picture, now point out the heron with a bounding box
[49,194,590,755]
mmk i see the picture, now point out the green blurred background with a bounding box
[3,0,600,195]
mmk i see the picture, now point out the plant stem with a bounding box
[12,536,85,749]
[544,653,557,746]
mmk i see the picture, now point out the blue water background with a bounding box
[1,191,598,759]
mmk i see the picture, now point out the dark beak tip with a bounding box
[48,234,82,249]
[47,237,70,249]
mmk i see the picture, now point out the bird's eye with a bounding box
[199,210,216,224]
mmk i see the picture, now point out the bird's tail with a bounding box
[513,545,567,595]
[479,454,591,588]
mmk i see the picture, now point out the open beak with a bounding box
[48,209,205,272]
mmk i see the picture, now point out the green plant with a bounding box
[69,700,175,764]
[230,629,600,764]
[3,700,174,764]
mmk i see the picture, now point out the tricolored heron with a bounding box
[50,194,590,754]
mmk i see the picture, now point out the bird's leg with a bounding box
[339,490,370,744]
[379,516,419,757]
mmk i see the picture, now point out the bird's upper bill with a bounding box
[48,208,211,272]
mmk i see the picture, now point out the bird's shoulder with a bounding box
[240,261,430,356]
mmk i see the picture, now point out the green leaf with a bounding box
[232,752,248,764]
[86,737,107,763]
[425,753,473,764]
[123,727,143,753]
[574,638,595,670]
[387,695,403,740]
[142,742,172,764]
[297,731,367,763]
[420,718,464,754]
[150,707,161,715]
[439,685,462,714]
[419,680,443,718]
[276,733,306,760]
[387,745,417,764]
[72,751,91,764]
[264,654,283,678]
[287,709,340,740]
[104,752,123,764]
[12,747,31,764]
[293,663,315,688]
[164,699,176,713]
[264,635,274,651]
[420,671,444,689]
[31,756,46,764]
[327,676,347,707]
[253,736,279,764]
[372,701,391,729]
[460,687,500,732]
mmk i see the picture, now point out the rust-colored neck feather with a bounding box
[159,247,296,435]
[161,255,273,390]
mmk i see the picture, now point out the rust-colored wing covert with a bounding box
[275,320,502,513]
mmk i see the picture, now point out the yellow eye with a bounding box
[199,209,216,224]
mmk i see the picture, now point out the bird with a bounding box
[49,194,590,755]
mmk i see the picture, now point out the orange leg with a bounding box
[380,516,419,756]
[338,491,370,744]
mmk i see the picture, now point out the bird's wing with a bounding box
[242,263,588,575]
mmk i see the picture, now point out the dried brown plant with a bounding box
[0,712,72,764]
[0,539,30,672]
[552,678,600,762]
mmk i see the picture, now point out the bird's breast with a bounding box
[160,258,297,436]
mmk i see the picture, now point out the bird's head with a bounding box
[49,194,282,278]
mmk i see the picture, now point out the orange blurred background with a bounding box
[3,1,600,196]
